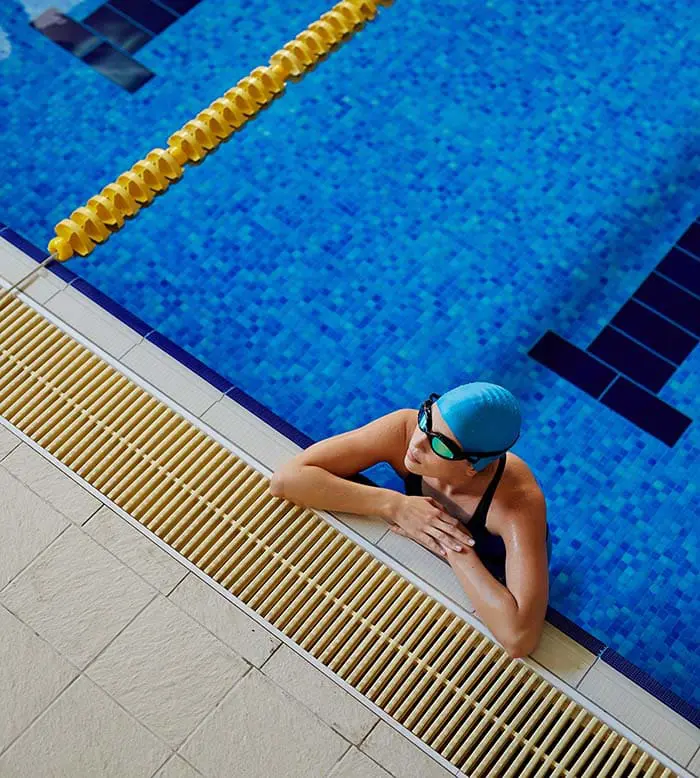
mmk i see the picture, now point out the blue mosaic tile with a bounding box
[84,5,152,53]
[3,0,700,718]
[81,42,155,92]
[107,0,177,35]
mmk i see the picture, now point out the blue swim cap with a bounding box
[435,382,521,472]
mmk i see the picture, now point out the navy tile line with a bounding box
[225,386,316,450]
[600,377,691,447]
[83,5,153,55]
[3,228,49,263]
[145,331,234,393]
[82,42,155,93]
[72,278,153,336]
[157,0,202,14]
[1,228,79,283]
[1,222,699,729]
[610,301,697,366]
[601,648,700,728]
[107,0,177,36]
[658,247,700,297]
[30,9,153,93]
[543,607,607,656]
[30,9,100,58]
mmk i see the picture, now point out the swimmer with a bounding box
[270,382,550,659]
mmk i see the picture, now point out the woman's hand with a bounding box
[388,495,475,558]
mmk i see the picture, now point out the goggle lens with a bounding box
[431,437,456,459]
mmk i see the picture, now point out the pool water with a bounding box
[1,0,699,713]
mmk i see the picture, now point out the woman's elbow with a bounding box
[505,628,542,659]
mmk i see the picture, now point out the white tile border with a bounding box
[0,270,695,778]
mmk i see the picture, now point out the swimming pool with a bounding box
[1,0,698,721]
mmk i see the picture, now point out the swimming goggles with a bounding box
[418,393,519,463]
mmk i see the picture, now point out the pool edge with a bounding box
[1,224,698,733]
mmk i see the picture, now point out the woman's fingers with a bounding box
[425,526,465,552]
[434,518,474,547]
[425,537,448,557]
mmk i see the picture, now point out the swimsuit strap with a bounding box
[469,453,507,531]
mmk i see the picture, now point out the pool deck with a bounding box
[1,234,698,778]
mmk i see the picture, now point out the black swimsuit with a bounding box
[403,454,548,584]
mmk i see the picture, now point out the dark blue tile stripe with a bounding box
[145,331,235,393]
[601,376,691,446]
[31,9,100,58]
[545,607,607,656]
[3,228,49,262]
[610,300,697,366]
[81,42,155,93]
[529,332,616,397]
[1,228,79,283]
[633,272,700,337]
[601,648,700,728]
[587,326,676,393]
[156,0,202,14]
[107,0,177,35]
[71,279,153,336]
[225,386,315,450]
[658,246,700,297]
[2,216,698,729]
[676,221,700,259]
[84,5,153,54]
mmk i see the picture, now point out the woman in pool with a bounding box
[270,382,551,659]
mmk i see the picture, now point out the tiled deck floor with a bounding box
[1,236,698,777]
[0,425,456,778]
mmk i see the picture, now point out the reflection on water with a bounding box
[0,27,9,61]
[1,0,88,62]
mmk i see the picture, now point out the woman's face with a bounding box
[404,403,480,480]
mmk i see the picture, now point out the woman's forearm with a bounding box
[444,547,524,656]
[270,465,403,523]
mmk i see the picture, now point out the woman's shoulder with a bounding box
[492,453,547,535]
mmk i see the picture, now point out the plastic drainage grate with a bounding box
[0,294,676,778]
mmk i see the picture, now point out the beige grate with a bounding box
[0,293,676,778]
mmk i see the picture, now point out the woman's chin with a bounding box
[405,455,422,472]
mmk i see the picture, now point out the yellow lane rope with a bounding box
[0,0,390,305]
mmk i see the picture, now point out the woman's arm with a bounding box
[446,493,549,658]
[269,409,414,522]
[270,464,403,523]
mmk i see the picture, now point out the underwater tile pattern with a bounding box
[530,226,697,444]
[1,0,699,718]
